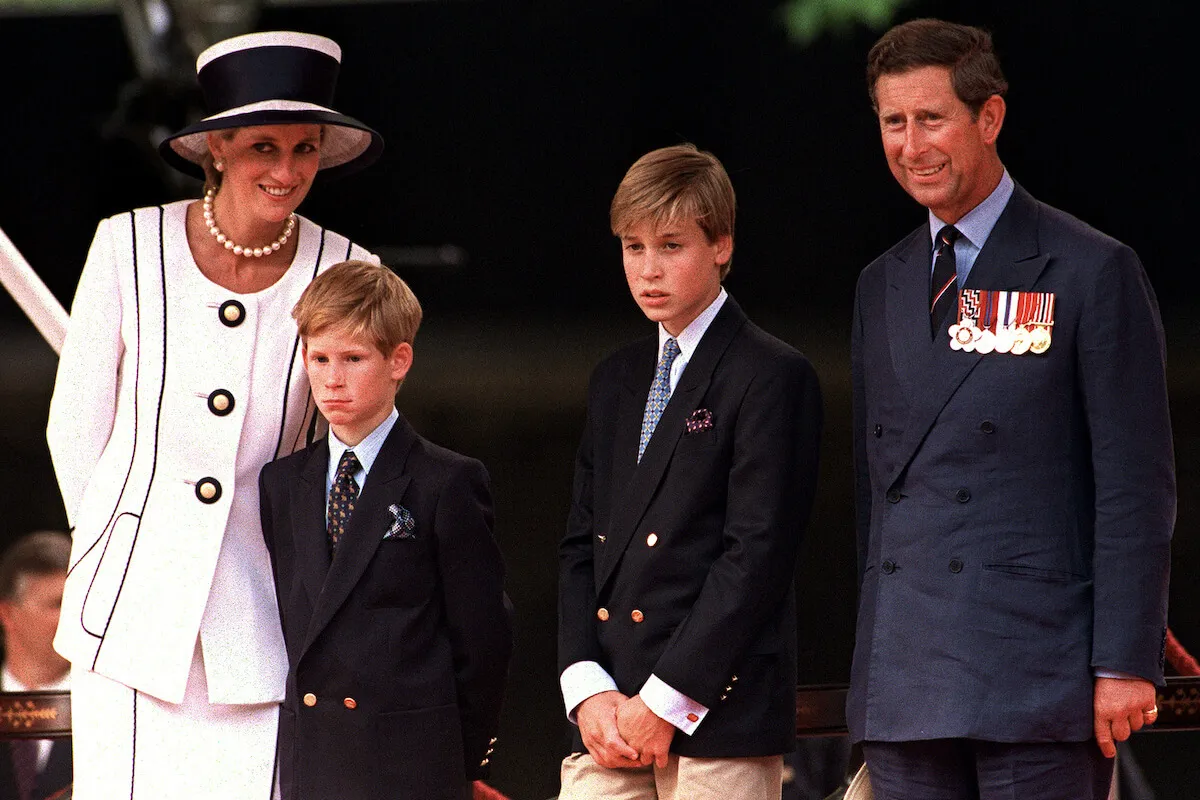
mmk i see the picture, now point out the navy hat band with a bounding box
[199,46,340,115]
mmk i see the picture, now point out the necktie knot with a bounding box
[336,450,361,482]
[661,337,681,368]
[936,225,961,253]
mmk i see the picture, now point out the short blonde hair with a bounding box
[610,143,736,278]
[293,260,422,354]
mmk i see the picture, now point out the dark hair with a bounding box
[867,18,1008,117]
[0,531,70,602]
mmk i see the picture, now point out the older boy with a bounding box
[557,144,823,799]
[259,260,512,800]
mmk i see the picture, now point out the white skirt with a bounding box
[71,642,280,800]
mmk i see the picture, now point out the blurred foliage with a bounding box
[780,0,909,44]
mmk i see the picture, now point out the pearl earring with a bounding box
[214,160,224,172]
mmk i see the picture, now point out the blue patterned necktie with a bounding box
[327,449,361,552]
[638,337,681,462]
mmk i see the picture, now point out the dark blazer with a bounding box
[848,184,1175,744]
[0,739,71,800]
[260,413,512,800]
[558,295,823,758]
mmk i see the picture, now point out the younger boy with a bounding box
[557,144,823,799]
[260,260,512,800]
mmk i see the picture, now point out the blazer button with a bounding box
[646,533,659,547]
[479,758,489,768]
[207,389,235,416]
[219,299,246,327]
[873,424,883,438]
[489,737,498,746]
[631,609,645,623]
[730,675,738,683]
[956,488,971,503]
[881,560,896,574]
[302,693,317,707]
[195,477,222,504]
[596,608,609,622]
[886,488,901,504]
[980,420,996,434]
[949,559,964,574]
[720,694,728,701]
[343,697,357,710]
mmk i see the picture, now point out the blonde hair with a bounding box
[293,260,423,354]
[610,143,736,278]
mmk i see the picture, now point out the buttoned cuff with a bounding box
[560,661,618,724]
[1094,669,1141,680]
[640,674,708,736]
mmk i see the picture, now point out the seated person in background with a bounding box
[0,531,72,800]
[259,260,513,800]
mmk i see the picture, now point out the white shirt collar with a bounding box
[327,407,398,488]
[657,287,728,362]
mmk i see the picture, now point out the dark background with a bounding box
[1,1,1195,797]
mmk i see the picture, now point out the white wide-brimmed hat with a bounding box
[159,31,383,179]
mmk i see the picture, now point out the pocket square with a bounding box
[385,504,417,540]
[685,408,714,435]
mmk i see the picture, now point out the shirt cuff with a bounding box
[640,674,709,736]
[1094,669,1142,680]
[560,661,618,724]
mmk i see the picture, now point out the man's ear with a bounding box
[389,342,414,383]
[978,94,1006,145]
[714,234,733,268]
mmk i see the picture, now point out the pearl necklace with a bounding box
[203,186,296,258]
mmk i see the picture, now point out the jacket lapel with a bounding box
[885,185,1050,489]
[293,439,333,609]
[302,416,416,656]
[597,297,747,589]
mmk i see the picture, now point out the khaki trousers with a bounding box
[559,752,783,800]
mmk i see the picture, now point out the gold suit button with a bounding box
[489,737,497,745]
[596,608,609,621]
[720,694,728,701]
[343,697,357,710]
[631,609,645,623]
[207,389,235,416]
[195,477,222,504]
[302,693,317,707]
[646,533,658,547]
[480,758,490,768]
[219,299,245,327]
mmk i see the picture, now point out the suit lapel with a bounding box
[597,297,747,589]
[885,186,1051,489]
[302,417,416,656]
[884,227,939,404]
[293,439,333,609]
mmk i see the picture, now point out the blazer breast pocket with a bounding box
[675,426,719,455]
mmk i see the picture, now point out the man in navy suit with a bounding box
[557,144,822,799]
[849,19,1174,800]
[0,532,72,800]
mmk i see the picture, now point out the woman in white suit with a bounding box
[46,31,383,799]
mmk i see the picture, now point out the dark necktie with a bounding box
[10,739,38,800]
[327,449,361,552]
[638,337,681,462]
[930,225,961,338]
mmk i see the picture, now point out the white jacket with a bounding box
[47,200,376,704]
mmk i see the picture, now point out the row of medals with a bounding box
[948,319,1052,354]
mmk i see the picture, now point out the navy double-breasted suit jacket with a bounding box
[848,184,1175,744]
[558,296,823,758]
[260,413,512,800]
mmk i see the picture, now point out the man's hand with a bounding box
[576,691,641,768]
[1094,676,1157,758]
[616,694,676,768]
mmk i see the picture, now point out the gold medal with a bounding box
[1029,325,1052,354]
[1010,327,1031,355]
